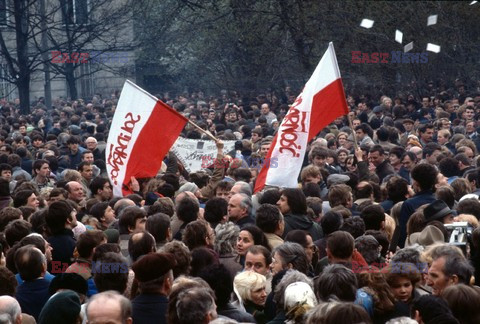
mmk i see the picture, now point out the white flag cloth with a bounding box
[254,43,349,192]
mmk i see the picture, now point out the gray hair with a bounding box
[214,222,240,255]
[354,235,380,264]
[272,242,309,274]
[391,246,423,265]
[273,269,313,309]
[0,296,21,324]
[385,317,419,324]
[234,181,252,196]
[176,287,215,324]
[86,290,132,322]
[238,193,252,217]
[430,244,474,284]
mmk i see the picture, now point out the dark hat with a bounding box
[402,118,414,124]
[38,290,81,324]
[132,252,176,282]
[373,106,383,113]
[48,273,88,296]
[424,200,452,223]
[68,125,82,136]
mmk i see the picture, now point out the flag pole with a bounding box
[347,113,359,151]
[125,79,219,142]
[187,120,219,142]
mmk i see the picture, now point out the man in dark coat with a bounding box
[398,163,438,248]
[45,200,78,267]
[131,252,176,324]
[368,145,395,184]
[15,246,51,321]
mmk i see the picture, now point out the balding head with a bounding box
[0,296,21,324]
[113,198,136,215]
[66,181,85,202]
[175,191,198,205]
[86,291,132,324]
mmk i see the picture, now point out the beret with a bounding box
[38,290,81,324]
[132,252,176,282]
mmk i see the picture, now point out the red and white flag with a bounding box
[254,43,349,192]
[106,80,187,197]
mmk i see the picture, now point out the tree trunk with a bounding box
[17,76,30,115]
[65,64,78,100]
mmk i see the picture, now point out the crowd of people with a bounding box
[0,79,480,324]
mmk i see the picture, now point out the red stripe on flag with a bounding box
[121,101,187,195]
[308,78,349,141]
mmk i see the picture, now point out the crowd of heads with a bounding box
[0,81,480,323]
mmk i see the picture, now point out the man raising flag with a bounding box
[254,42,349,192]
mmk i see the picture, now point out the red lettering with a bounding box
[62,53,71,63]
[380,263,390,273]
[51,261,61,273]
[70,52,80,63]
[79,52,89,63]
[361,53,370,63]
[351,51,361,63]
[380,53,389,63]
[291,95,303,108]
[121,113,141,133]
[279,131,301,157]
[107,113,142,185]
[201,156,213,168]
[370,53,379,63]
[61,263,68,273]
[278,106,308,158]
[51,51,62,63]
[300,111,307,133]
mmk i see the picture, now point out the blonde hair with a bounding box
[390,201,403,226]
[384,214,396,242]
[63,169,82,182]
[337,132,348,141]
[233,271,266,302]
[454,214,479,228]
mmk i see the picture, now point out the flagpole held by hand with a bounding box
[124,79,219,142]
[186,119,219,142]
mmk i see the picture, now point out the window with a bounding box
[66,63,95,99]
[0,64,15,101]
[62,0,89,25]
